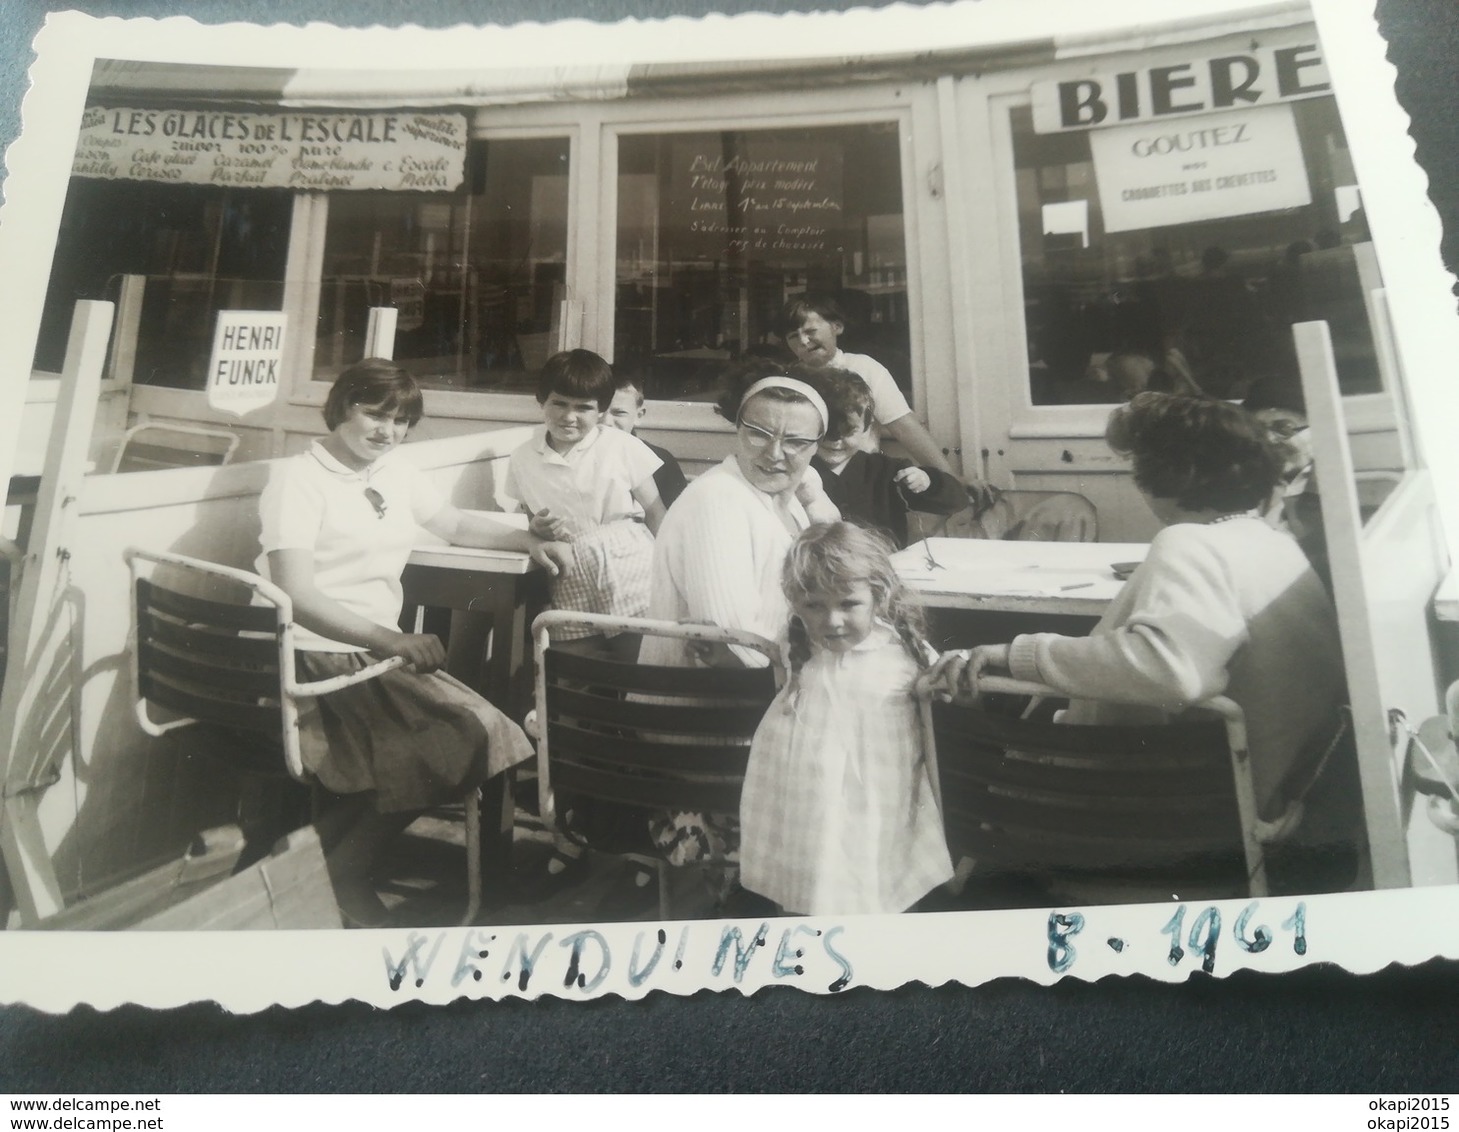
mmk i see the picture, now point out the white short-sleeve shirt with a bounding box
[830,349,912,426]
[501,424,662,538]
[257,441,446,651]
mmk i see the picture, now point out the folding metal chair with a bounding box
[112,422,240,474]
[910,488,1099,543]
[127,547,487,925]
[920,672,1347,900]
[531,610,781,918]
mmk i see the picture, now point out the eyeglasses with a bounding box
[364,487,387,519]
[737,419,820,457]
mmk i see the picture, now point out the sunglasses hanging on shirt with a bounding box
[364,487,387,519]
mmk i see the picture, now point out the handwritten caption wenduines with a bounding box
[384,921,855,998]
[72,106,467,192]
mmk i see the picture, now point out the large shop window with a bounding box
[1013,97,1379,407]
[615,123,911,402]
[315,136,569,393]
[34,179,291,386]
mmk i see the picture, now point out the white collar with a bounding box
[307,438,393,481]
[532,422,603,461]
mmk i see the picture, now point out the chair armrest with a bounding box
[288,655,406,697]
[530,609,782,670]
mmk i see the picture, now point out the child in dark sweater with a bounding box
[800,365,968,548]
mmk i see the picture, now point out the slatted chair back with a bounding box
[531,611,781,907]
[911,489,1098,544]
[134,574,285,756]
[128,549,496,926]
[112,422,240,475]
[921,673,1294,897]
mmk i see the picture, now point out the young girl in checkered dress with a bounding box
[739,521,952,915]
[503,349,665,659]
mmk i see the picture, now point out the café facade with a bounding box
[8,1,1453,921]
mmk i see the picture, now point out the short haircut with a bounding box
[537,349,615,410]
[780,293,849,338]
[614,374,646,407]
[323,359,423,431]
[789,363,872,439]
[1105,391,1281,513]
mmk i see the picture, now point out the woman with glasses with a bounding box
[638,359,839,672]
[634,360,839,876]
[257,359,570,927]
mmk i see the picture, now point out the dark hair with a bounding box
[790,364,872,439]
[537,349,615,410]
[323,359,423,431]
[780,293,849,338]
[713,356,789,421]
[782,521,928,677]
[1105,392,1281,513]
[614,374,645,407]
[1242,377,1307,418]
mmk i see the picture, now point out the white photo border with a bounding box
[1,0,1457,1012]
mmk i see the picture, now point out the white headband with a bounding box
[737,376,829,436]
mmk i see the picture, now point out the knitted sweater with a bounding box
[1007,516,1345,816]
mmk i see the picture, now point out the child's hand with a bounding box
[794,474,827,508]
[894,466,932,494]
[531,540,574,578]
[529,508,571,541]
[965,478,999,513]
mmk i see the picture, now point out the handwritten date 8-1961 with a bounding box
[1048,901,1308,975]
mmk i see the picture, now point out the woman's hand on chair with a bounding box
[381,631,448,674]
[919,644,1010,700]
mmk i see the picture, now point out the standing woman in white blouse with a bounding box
[258,359,569,926]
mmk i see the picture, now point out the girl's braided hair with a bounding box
[781,521,928,677]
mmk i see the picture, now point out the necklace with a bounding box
[1208,511,1251,524]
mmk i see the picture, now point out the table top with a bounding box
[407,512,537,576]
[891,537,1149,615]
[407,542,538,576]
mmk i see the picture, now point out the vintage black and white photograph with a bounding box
[1,0,1457,1007]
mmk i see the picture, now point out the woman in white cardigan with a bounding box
[638,362,840,670]
[926,391,1346,824]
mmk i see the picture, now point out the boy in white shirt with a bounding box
[503,349,666,660]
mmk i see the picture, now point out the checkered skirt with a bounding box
[295,652,533,813]
[547,519,655,640]
[739,632,953,915]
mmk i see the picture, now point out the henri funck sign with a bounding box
[206,312,288,417]
[1031,27,1331,134]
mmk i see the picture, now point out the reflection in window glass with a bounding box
[315,137,569,393]
[34,180,291,387]
[615,124,910,402]
[1012,98,1381,407]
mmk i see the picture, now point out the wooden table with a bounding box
[890,538,1149,648]
[399,542,548,717]
[399,540,549,893]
